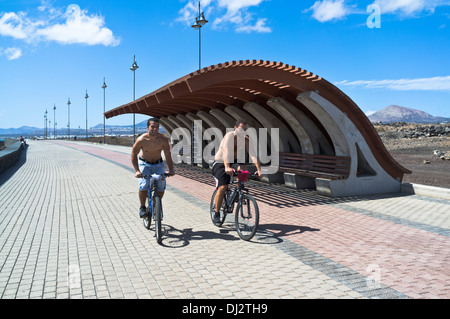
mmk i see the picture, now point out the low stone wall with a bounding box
[0,142,23,175]
[376,123,450,139]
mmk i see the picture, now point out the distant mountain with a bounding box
[91,119,149,130]
[368,105,450,123]
[0,126,41,135]
[0,120,165,137]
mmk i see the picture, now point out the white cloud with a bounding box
[305,0,450,23]
[178,0,271,33]
[36,5,120,46]
[373,0,434,15]
[217,0,267,12]
[336,76,450,91]
[1,47,23,60]
[235,18,271,33]
[307,0,350,22]
[0,12,43,40]
[0,3,120,49]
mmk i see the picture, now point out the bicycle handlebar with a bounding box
[231,170,258,177]
[139,173,170,179]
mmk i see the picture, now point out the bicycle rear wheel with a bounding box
[235,193,259,241]
[210,188,228,227]
[153,194,163,244]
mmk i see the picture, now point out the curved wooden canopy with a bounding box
[105,60,410,180]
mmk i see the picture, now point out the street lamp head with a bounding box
[53,104,56,111]
[130,62,139,71]
[198,12,208,26]
[191,19,201,29]
[102,77,107,89]
[85,90,89,99]
[67,98,71,105]
[130,55,139,71]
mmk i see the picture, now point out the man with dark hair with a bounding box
[211,119,263,223]
[131,117,175,218]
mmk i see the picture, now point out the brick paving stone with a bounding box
[1,140,449,299]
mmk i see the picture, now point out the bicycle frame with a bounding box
[211,170,259,240]
[227,179,246,206]
[141,173,169,244]
[142,174,167,219]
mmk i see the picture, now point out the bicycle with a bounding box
[141,173,169,244]
[210,171,259,241]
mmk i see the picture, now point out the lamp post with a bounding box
[44,110,48,139]
[53,104,56,139]
[85,90,89,140]
[130,55,139,144]
[191,1,208,70]
[67,98,71,140]
[102,78,107,144]
[43,112,46,139]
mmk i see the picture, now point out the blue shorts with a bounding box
[138,160,166,192]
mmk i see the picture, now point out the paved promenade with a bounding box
[0,140,449,299]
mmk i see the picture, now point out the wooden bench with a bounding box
[279,152,351,180]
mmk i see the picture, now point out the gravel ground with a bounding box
[381,136,450,188]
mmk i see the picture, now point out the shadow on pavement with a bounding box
[156,221,320,248]
[156,224,240,248]
[174,163,412,209]
[259,223,320,237]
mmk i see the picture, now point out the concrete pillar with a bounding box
[209,109,236,131]
[224,105,263,131]
[167,115,189,131]
[159,117,175,136]
[266,98,314,155]
[176,114,194,131]
[267,97,334,155]
[242,102,302,184]
[167,115,192,165]
[185,112,210,168]
[297,91,401,197]
[243,102,301,153]
[197,110,226,134]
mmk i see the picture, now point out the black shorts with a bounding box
[211,162,243,188]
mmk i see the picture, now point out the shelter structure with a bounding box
[105,60,410,197]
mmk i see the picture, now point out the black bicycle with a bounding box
[141,173,169,244]
[210,171,259,241]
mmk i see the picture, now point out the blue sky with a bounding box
[1,0,450,130]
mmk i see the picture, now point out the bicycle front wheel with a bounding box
[153,195,163,244]
[143,206,151,229]
[143,211,151,229]
[235,194,259,241]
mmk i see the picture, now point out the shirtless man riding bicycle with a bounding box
[211,119,263,223]
[131,117,175,218]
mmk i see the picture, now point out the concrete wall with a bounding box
[0,142,23,175]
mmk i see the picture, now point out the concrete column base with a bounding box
[283,173,315,189]
[315,177,401,197]
[260,166,285,184]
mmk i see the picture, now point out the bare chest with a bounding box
[140,137,165,160]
